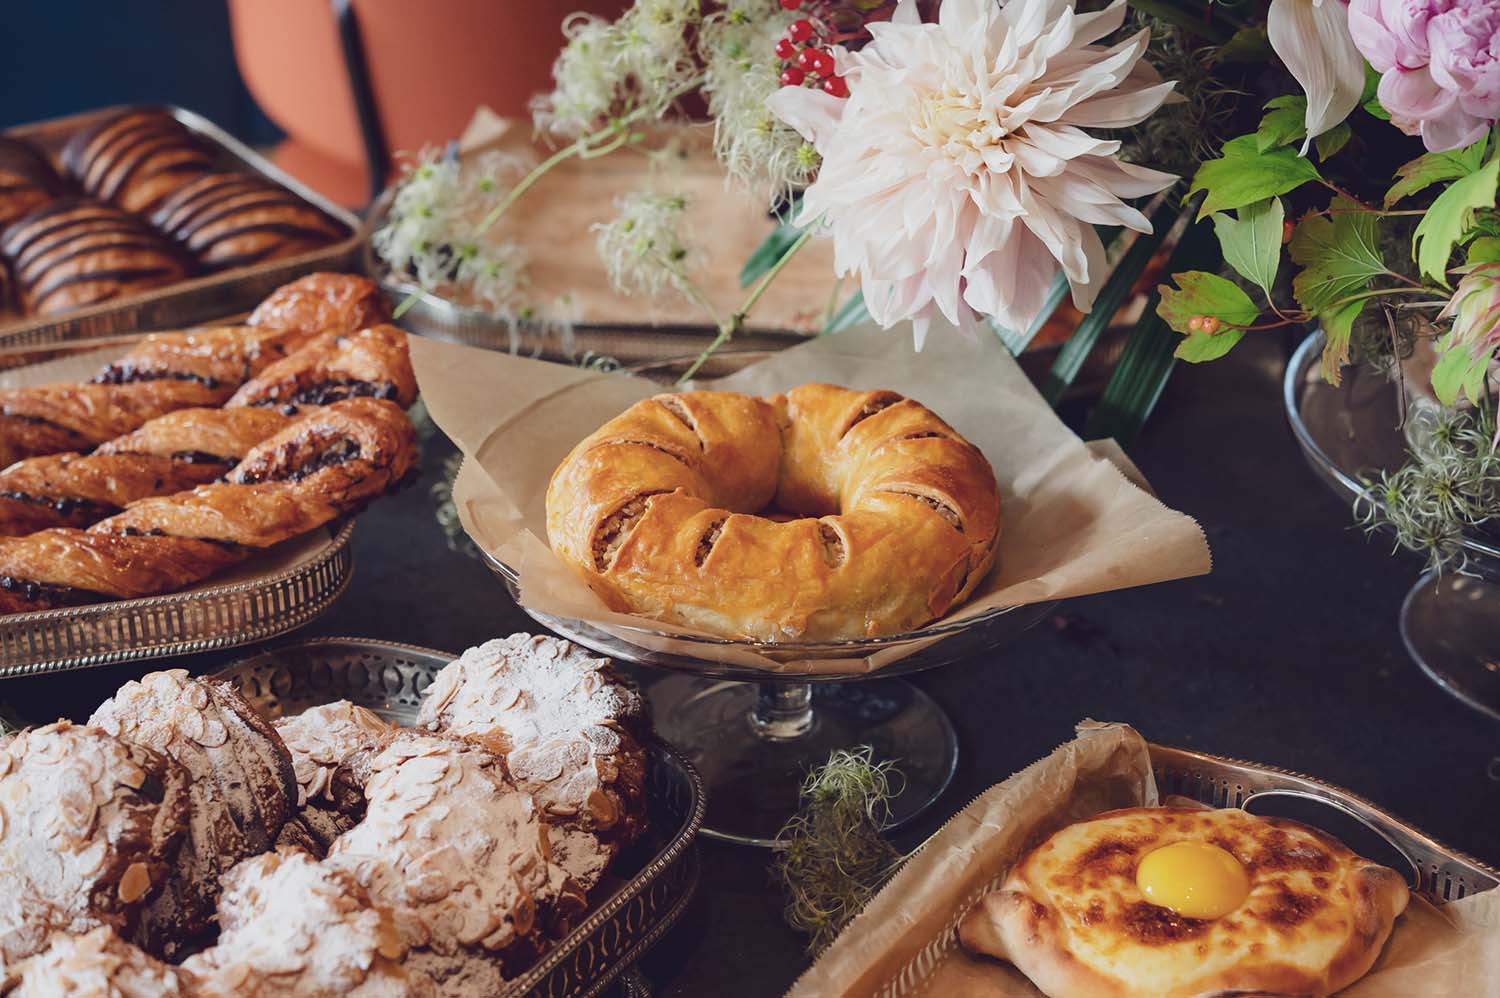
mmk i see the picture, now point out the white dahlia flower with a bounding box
[768,0,1177,343]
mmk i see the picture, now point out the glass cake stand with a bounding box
[1285,332,1500,721]
[487,351,1054,846]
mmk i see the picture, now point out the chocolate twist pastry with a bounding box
[152,172,346,271]
[0,197,193,316]
[229,323,418,409]
[0,321,416,536]
[0,396,418,614]
[0,273,389,467]
[61,109,216,217]
[0,137,65,234]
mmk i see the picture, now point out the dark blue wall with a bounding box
[0,1,278,144]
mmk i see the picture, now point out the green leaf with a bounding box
[1255,101,1307,152]
[821,289,869,335]
[1315,122,1352,160]
[1364,96,1391,120]
[1217,24,1272,62]
[1175,326,1247,362]
[1041,217,1176,405]
[1156,271,1259,338]
[1431,343,1492,406]
[1212,198,1283,297]
[1086,217,1222,445]
[1413,156,1500,283]
[1288,197,1385,314]
[1318,298,1366,382]
[1467,236,1500,265]
[1386,137,1489,207]
[740,206,805,288]
[1188,135,1322,219]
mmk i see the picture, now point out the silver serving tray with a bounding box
[364,187,805,366]
[1151,743,1498,904]
[0,104,365,354]
[0,521,354,676]
[216,636,704,998]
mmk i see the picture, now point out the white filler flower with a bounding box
[769,0,1177,343]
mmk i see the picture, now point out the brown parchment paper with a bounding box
[0,346,350,592]
[788,722,1500,998]
[412,317,1212,674]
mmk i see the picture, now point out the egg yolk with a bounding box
[1135,841,1250,919]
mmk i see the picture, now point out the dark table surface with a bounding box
[3,335,1496,997]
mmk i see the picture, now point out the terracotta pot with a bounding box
[229,0,625,205]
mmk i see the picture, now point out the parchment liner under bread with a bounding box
[0,721,190,978]
[183,847,435,998]
[89,670,298,956]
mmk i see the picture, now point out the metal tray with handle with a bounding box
[0,104,365,354]
[1151,743,1498,904]
[216,636,705,998]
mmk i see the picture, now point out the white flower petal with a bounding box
[1268,0,1366,144]
[764,87,844,145]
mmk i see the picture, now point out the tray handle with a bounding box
[1243,788,1422,888]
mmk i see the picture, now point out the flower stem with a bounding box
[676,226,817,385]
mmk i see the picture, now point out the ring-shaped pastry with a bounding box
[546,383,1001,641]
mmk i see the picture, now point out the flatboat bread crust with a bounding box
[959,806,1409,998]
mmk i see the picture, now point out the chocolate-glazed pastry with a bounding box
[273,701,393,852]
[182,848,436,998]
[0,198,192,316]
[152,172,345,271]
[62,109,215,217]
[89,671,299,956]
[0,721,191,978]
[9,927,192,998]
[0,137,65,234]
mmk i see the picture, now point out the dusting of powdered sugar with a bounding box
[182,848,433,998]
[0,722,188,977]
[274,701,392,807]
[10,927,188,998]
[325,732,579,963]
[416,634,648,841]
[89,670,298,953]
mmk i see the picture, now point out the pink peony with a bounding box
[1349,0,1500,151]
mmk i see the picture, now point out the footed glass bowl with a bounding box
[485,350,1054,845]
[1285,332,1500,721]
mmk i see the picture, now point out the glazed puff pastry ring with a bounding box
[545,383,1001,641]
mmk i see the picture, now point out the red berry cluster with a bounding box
[773,12,849,98]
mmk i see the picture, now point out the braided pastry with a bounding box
[0,273,389,467]
[0,396,418,614]
[0,198,194,316]
[9,927,191,998]
[229,324,418,409]
[152,172,346,271]
[547,383,1002,641]
[62,109,216,217]
[246,272,391,336]
[0,319,414,536]
[0,137,64,233]
[0,721,191,977]
[90,671,299,955]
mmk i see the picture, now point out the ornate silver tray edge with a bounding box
[0,104,366,354]
[0,521,355,676]
[215,636,705,998]
[1151,742,1499,904]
